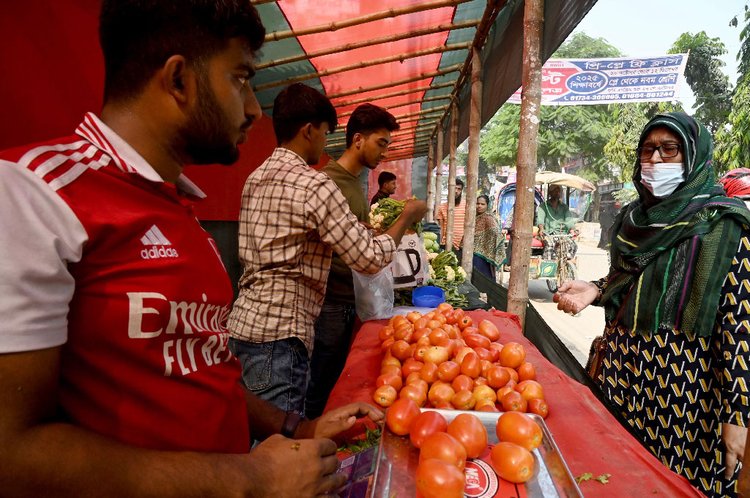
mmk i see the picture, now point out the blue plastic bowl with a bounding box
[412,285,446,308]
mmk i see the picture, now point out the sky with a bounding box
[569,0,747,111]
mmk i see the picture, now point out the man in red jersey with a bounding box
[0,1,382,497]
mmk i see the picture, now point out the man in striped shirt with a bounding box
[229,85,427,416]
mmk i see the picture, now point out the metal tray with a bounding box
[370,408,582,498]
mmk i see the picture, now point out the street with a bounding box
[499,233,609,366]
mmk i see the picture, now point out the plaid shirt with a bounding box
[228,147,396,353]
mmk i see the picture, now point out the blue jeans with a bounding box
[305,301,356,418]
[229,337,309,416]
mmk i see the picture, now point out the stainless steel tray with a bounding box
[370,408,582,498]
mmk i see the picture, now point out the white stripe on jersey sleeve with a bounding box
[0,160,87,353]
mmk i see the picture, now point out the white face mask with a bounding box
[640,162,685,198]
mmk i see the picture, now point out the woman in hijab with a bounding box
[554,112,750,497]
[472,194,505,281]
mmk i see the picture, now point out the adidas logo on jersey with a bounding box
[140,225,179,259]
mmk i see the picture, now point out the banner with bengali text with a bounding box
[507,54,688,105]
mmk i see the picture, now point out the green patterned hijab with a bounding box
[601,112,750,337]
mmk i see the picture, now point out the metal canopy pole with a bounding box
[446,102,458,252]
[507,0,544,328]
[461,47,482,280]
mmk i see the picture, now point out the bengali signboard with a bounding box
[507,54,688,105]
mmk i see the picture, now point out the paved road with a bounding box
[499,238,610,366]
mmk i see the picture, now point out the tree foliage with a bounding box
[669,32,732,133]
[715,5,750,172]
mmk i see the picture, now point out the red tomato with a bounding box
[460,352,482,378]
[496,412,543,450]
[412,327,432,343]
[380,337,395,353]
[385,398,421,436]
[379,325,394,342]
[474,347,492,362]
[500,390,527,413]
[450,389,476,410]
[488,342,503,362]
[457,315,473,330]
[490,442,535,483]
[420,362,439,384]
[486,366,511,389]
[472,385,497,405]
[451,374,474,393]
[429,328,451,347]
[380,364,401,377]
[428,383,456,407]
[515,380,545,401]
[419,432,467,470]
[398,384,427,407]
[477,319,501,342]
[376,372,403,392]
[437,360,461,382]
[464,333,491,350]
[437,302,454,315]
[416,458,465,498]
[406,311,423,323]
[517,361,536,381]
[498,342,526,369]
[402,358,424,377]
[373,385,397,408]
[410,411,448,448]
[475,398,500,412]
[447,413,488,459]
[528,398,550,419]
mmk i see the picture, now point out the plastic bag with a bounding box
[352,264,394,321]
[391,232,430,289]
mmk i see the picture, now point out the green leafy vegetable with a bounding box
[337,427,381,453]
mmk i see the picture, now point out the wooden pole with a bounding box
[461,48,481,280]
[507,0,544,328]
[263,0,470,42]
[446,102,458,252]
[257,19,480,70]
[434,123,444,223]
[426,143,435,222]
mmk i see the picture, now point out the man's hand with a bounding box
[723,423,747,479]
[249,434,344,497]
[298,402,384,440]
[401,199,428,225]
[553,280,599,314]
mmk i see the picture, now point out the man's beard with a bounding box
[454,192,462,206]
[183,76,240,165]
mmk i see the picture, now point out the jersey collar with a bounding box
[75,112,206,199]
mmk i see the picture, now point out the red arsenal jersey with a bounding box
[0,113,249,452]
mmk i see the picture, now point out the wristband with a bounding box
[591,278,606,306]
[281,411,303,438]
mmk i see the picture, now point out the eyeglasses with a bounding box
[637,143,681,161]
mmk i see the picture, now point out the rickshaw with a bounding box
[533,171,595,292]
[497,172,596,292]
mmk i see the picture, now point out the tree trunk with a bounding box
[433,123,444,224]
[507,0,544,329]
[446,102,458,251]
[426,142,435,222]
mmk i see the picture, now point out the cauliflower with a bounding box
[445,266,455,282]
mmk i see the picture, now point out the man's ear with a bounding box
[302,122,314,141]
[162,55,195,104]
[354,132,364,150]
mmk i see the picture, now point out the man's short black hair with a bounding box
[272,83,338,145]
[456,178,465,187]
[100,0,265,103]
[378,171,397,187]
[346,104,400,148]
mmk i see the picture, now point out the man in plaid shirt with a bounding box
[229,83,427,416]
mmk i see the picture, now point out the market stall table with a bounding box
[325,309,703,497]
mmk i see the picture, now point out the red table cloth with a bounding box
[325,309,703,497]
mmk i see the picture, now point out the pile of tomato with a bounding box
[373,304,549,418]
[385,399,543,498]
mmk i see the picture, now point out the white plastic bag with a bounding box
[352,264,394,321]
[391,232,430,289]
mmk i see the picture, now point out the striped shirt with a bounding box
[228,147,396,353]
[437,199,466,249]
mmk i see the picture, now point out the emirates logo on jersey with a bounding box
[140,225,179,259]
